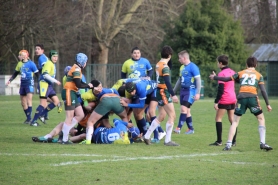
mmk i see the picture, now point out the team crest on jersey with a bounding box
[139,64,144,68]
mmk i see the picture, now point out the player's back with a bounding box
[236,68,263,95]
[93,127,122,144]
[218,68,236,104]
[64,64,82,91]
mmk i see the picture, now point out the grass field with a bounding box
[0,95,277,185]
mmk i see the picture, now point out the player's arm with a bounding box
[213,76,232,82]
[214,83,224,103]
[127,99,146,108]
[259,84,270,106]
[173,77,181,94]
[146,69,153,78]
[164,75,175,97]
[121,62,128,78]
[121,72,127,79]
[7,70,20,83]
[195,76,202,94]
[73,78,90,89]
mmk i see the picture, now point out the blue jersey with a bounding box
[96,88,119,99]
[179,62,200,89]
[127,80,157,108]
[122,57,152,78]
[39,60,56,85]
[135,80,157,100]
[37,54,48,71]
[93,119,128,144]
[15,60,38,86]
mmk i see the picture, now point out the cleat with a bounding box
[32,137,39,142]
[232,142,236,147]
[133,137,143,143]
[44,116,49,120]
[30,122,40,127]
[164,141,179,146]
[23,120,31,124]
[39,117,47,124]
[143,136,151,145]
[185,129,194,134]
[79,140,91,145]
[158,131,166,140]
[32,136,52,143]
[52,139,58,143]
[223,145,232,151]
[260,143,273,151]
[151,138,160,144]
[209,141,222,146]
[57,102,63,113]
[173,128,180,134]
[61,140,73,144]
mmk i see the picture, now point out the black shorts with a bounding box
[218,103,235,110]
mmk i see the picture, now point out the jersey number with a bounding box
[241,74,256,85]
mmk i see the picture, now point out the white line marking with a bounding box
[51,152,239,166]
[0,153,102,157]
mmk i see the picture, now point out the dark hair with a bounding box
[90,80,101,88]
[35,44,44,50]
[118,85,126,97]
[246,56,257,67]
[125,82,136,93]
[161,45,173,59]
[131,47,140,53]
[217,55,229,65]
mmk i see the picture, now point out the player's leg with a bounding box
[133,105,148,135]
[26,92,33,123]
[82,97,114,144]
[210,107,226,146]
[184,89,196,134]
[61,89,81,143]
[40,86,61,118]
[175,90,187,133]
[19,86,30,124]
[20,94,29,123]
[175,105,187,133]
[227,105,237,146]
[30,82,49,126]
[249,97,273,151]
[223,114,241,150]
[162,103,179,146]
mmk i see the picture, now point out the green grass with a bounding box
[0,95,277,185]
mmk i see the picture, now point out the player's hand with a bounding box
[214,103,219,110]
[120,98,128,107]
[5,81,10,86]
[194,94,200,101]
[56,81,61,85]
[172,95,179,103]
[88,83,93,88]
[209,71,216,80]
[267,105,272,112]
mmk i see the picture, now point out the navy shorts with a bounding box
[19,85,34,95]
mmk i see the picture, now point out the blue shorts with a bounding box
[180,88,196,105]
[19,85,34,95]
[39,81,56,99]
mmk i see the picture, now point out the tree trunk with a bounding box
[96,42,109,87]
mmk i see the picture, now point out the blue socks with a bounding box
[178,113,187,129]
[31,105,45,123]
[186,117,194,130]
[41,103,56,118]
